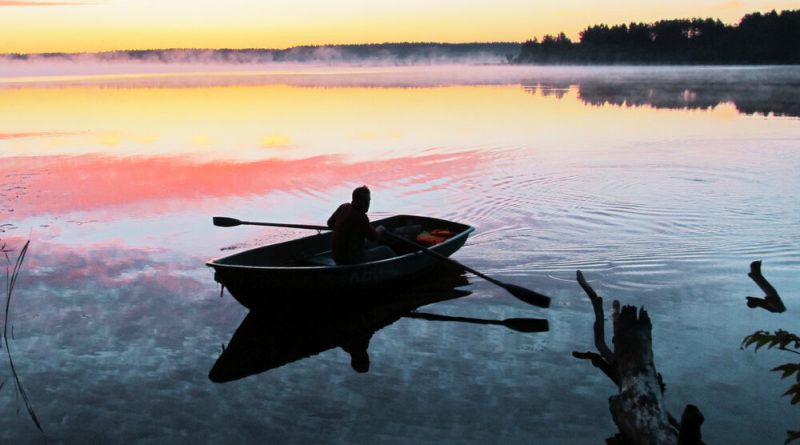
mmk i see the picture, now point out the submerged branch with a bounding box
[577,270,614,363]
[746,260,786,313]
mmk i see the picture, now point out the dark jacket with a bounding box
[327,203,378,264]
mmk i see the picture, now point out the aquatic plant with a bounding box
[1,239,42,432]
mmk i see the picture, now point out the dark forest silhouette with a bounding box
[5,10,798,65]
[514,9,800,64]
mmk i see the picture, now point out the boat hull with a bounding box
[207,215,474,310]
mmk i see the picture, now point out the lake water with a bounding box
[1,64,799,444]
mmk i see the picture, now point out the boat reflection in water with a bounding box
[209,264,548,383]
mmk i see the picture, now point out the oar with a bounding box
[213,216,329,231]
[212,216,552,308]
[381,231,551,308]
[405,311,549,333]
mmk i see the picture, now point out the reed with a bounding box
[2,240,42,432]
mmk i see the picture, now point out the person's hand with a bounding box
[376,225,386,239]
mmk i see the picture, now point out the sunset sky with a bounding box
[1,0,797,54]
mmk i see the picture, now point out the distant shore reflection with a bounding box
[523,68,800,118]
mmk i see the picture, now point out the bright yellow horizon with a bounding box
[1,0,798,54]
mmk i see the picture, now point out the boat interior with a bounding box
[210,215,473,268]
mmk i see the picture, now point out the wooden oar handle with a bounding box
[213,216,330,231]
[384,231,498,282]
[242,221,330,231]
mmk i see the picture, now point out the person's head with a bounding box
[342,334,371,373]
[351,185,371,213]
[349,349,370,373]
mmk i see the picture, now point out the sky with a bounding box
[0,0,798,54]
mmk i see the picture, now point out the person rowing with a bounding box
[327,185,395,265]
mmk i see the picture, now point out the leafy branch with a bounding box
[743,330,800,355]
[742,330,800,443]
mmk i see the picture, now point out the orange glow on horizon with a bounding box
[1,1,798,53]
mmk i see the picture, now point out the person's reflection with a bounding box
[340,331,373,373]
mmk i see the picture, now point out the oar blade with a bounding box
[503,318,550,333]
[213,216,241,227]
[502,283,551,308]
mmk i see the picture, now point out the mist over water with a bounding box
[0,44,519,79]
[0,65,798,444]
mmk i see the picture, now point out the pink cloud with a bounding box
[0,132,77,139]
[1,151,484,219]
[0,1,87,5]
[6,239,237,344]
[716,0,743,10]
[21,241,201,292]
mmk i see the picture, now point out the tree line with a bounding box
[514,9,800,64]
[2,42,520,65]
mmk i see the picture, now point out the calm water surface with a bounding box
[1,65,799,444]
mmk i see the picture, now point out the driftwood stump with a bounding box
[572,270,704,445]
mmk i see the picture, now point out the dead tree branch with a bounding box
[746,260,786,313]
[573,270,704,445]
[577,270,614,362]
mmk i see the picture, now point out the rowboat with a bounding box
[206,214,475,310]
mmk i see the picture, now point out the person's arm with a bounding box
[327,205,341,229]
[362,215,380,240]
